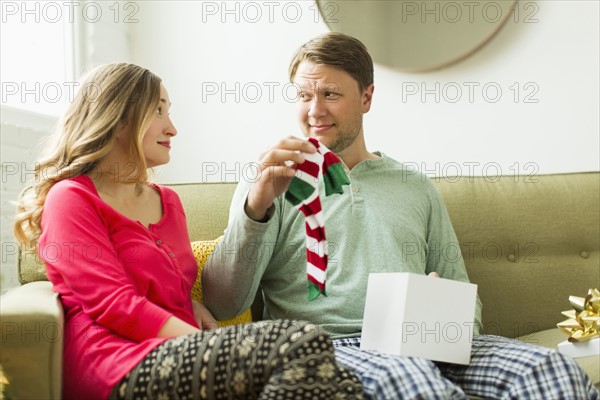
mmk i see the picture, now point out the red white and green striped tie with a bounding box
[285,138,350,301]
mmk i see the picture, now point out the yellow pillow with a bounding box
[191,237,253,327]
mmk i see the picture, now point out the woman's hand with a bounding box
[192,300,218,330]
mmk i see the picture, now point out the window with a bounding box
[1,1,75,116]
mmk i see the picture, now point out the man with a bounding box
[203,32,598,399]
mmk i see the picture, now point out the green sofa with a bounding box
[1,172,598,399]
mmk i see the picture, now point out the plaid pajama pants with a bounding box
[334,334,599,399]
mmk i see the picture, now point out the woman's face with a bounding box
[142,83,177,168]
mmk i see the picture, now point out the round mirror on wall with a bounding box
[317,0,517,72]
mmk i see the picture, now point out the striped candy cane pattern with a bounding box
[285,138,350,301]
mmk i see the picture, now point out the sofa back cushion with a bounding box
[435,172,599,337]
[17,173,600,339]
[168,183,236,241]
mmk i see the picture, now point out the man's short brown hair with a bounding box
[289,32,374,91]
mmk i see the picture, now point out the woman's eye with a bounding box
[156,106,163,115]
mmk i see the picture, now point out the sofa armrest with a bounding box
[0,281,63,400]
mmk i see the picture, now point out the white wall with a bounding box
[128,0,599,184]
[1,107,57,292]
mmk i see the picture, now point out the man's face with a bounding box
[294,61,373,155]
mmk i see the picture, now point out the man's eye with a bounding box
[298,92,311,101]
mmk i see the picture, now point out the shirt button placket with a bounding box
[155,238,174,259]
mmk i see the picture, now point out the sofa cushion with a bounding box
[519,328,599,390]
[17,247,47,284]
[171,183,237,241]
[435,173,600,337]
[191,238,252,326]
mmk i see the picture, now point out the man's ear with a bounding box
[362,84,374,113]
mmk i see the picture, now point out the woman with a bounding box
[14,63,362,400]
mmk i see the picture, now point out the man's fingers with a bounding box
[245,136,316,221]
[288,137,317,153]
[255,164,297,180]
[261,137,316,157]
[260,148,306,167]
[428,272,440,278]
[277,136,317,152]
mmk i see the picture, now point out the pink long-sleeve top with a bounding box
[39,175,199,400]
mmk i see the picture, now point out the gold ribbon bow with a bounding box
[557,288,600,342]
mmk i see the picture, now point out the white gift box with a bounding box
[557,338,600,358]
[360,272,478,365]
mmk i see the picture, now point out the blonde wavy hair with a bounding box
[14,63,162,248]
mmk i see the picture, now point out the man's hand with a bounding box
[245,136,317,221]
[192,300,218,330]
[428,272,440,278]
